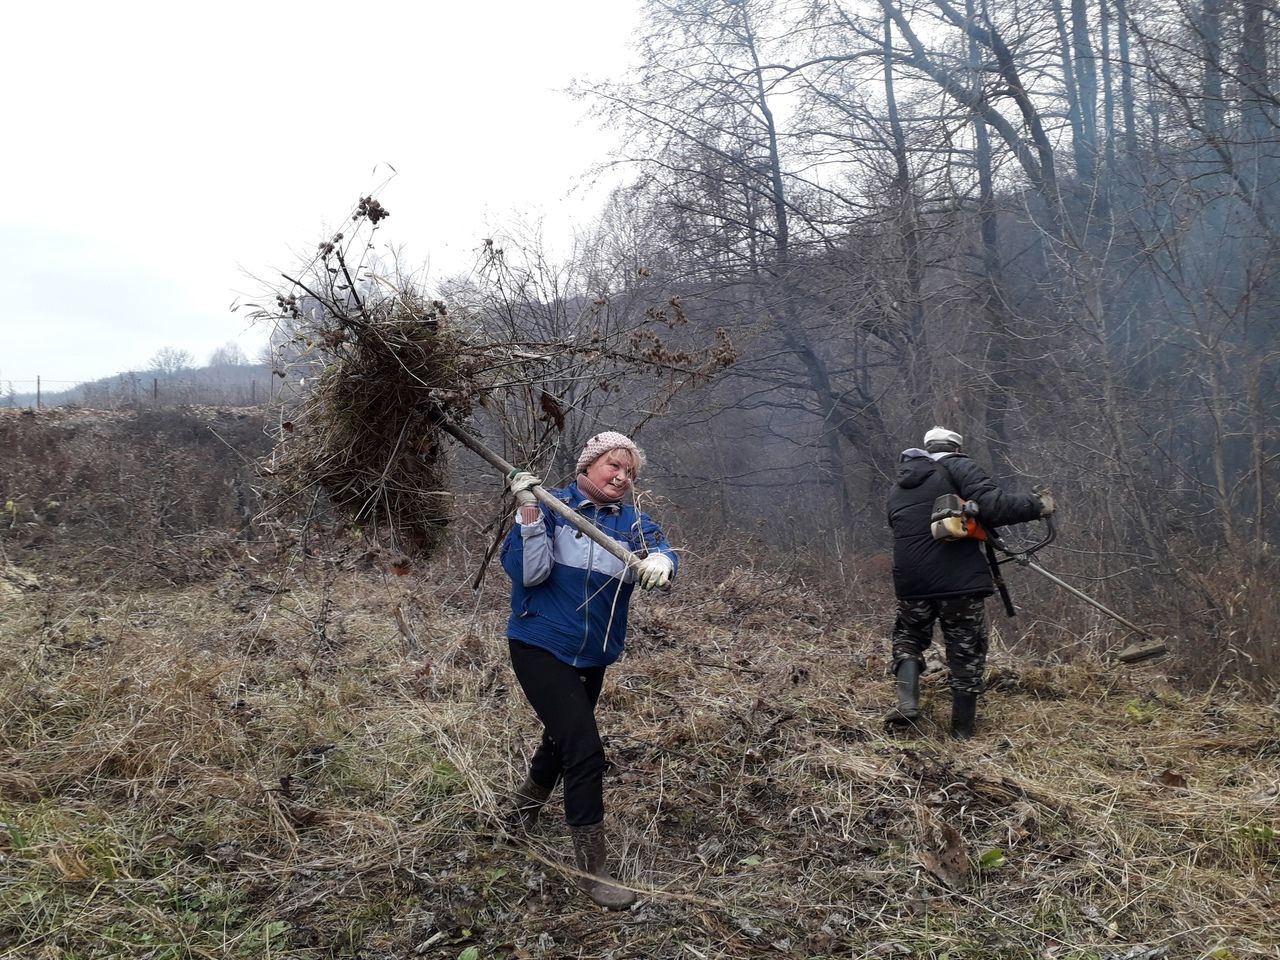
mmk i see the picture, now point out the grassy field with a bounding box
[2,531,1277,960]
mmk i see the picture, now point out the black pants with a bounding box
[508,639,607,827]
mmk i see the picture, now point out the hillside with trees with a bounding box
[571,0,1280,682]
[7,342,271,410]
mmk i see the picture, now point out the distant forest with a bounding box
[6,346,272,410]
[429,0,1280,677]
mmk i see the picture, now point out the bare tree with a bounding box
[208,341,248,366]
[148,347,194,376]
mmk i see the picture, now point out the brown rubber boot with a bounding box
[569,822,636,910]
[511,776,552,831]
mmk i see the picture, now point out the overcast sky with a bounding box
[0,0,640,388]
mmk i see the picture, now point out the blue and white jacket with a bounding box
[500,482,678,668]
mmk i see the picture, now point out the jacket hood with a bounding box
[896,449,934,489]
[896,448,966,489]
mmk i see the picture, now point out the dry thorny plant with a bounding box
[237,195,735,563]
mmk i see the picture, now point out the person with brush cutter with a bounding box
[500,431,677,910]
[885,426,1054,739]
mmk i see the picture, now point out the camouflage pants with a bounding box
[890,595,989,695]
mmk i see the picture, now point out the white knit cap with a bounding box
[575,431,645,475]
[923,426,963,448]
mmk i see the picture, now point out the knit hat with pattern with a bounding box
[575,431,645,475]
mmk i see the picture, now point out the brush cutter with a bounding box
[982,515,1168,663]
[427,409,645,570]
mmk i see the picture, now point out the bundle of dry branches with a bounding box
[246,196,734,560]
[266,296,488,556]
[242,198,497,555]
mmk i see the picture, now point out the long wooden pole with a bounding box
[432,415,639,568]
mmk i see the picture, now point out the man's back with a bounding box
[888,450,994,601]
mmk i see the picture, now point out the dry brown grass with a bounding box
[2,520,1277,960]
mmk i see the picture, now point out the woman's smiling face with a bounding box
[584,448,636,495]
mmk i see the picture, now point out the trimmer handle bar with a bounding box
[986,515,1056,565]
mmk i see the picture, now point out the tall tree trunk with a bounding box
[882,10,930,402]
[1205,354,1242,555]
[1100,0,1117,176]
[1239,0,1272,139]
[740,2,888,517]
[1201,0,1225,138]
[888,1,1062,223]
[1114,0,1138,155]
[969,0,1016,477]
[1239,0,1274,203]
[1051,0,1091,179]
[1071,0,1099,177]
[1246,357,1272,565]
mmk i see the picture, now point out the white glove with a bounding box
[635,554,674,590]
[1034,485,1055,517]
[507,470,542,509]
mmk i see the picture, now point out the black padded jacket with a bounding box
[887,450,1043,600]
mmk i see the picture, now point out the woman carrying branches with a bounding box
[500,431,677,910]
